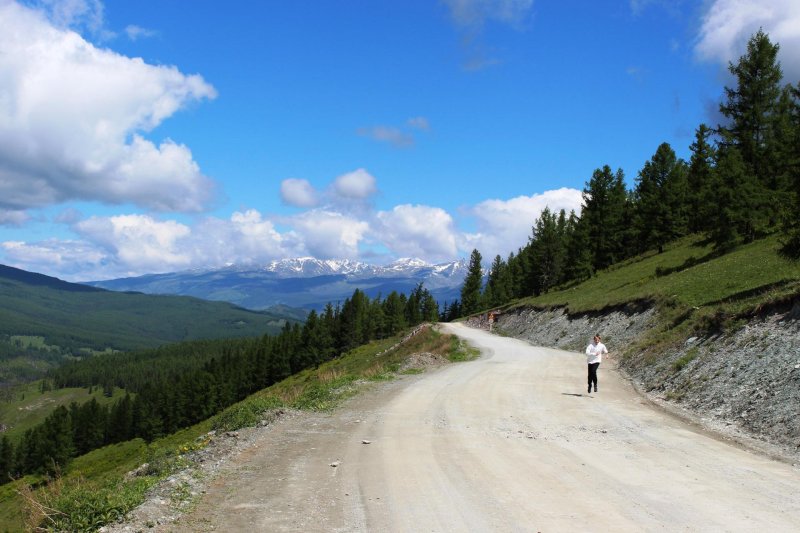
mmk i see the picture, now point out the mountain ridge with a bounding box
[85,257,469,311]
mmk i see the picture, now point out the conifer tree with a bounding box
[708,146,758,249]
[582,166,628,270]
[529,207,566,294]
[485,255,512,307]
[779,81,800,257]
[719,29,784,190]
[633,143,688,253]
[687,124,716,233]
[563,210,592,282]
[460,249,484,316]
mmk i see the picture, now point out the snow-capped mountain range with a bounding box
[86,258,468,312]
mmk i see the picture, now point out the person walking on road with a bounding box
[585,334,607,394]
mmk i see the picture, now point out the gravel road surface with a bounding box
[174,323,800,532]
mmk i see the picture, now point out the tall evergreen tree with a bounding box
[563,210,592,282]
[633,143,689,253]
[582,166,629,270]
[717,28,783,234]
[687,124,717,233]
[460,249,484,316]
[719,29,784,191]
[529,207,566,294]
[708,146,759,249]
[779,81,800,257]
[485,255,512,307]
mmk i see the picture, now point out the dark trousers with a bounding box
[588,363,600,390]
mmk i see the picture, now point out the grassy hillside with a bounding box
[0,381,127,443]
[0,326,472,531]
[514,235,800,316]
[0,264,300,383]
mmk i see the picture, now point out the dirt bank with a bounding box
[488,301,800,462]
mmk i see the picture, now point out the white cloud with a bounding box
[0,1,217,212]
[124,24,156,41]
[2,238,109,280]
[280,178,319,208]
[695,0,800,81]
[190,209,292,266]
[74,214,191,270]
[27,0,108,36]
[461,187,583,260]
[290,210,369,259]
[375,205,459,261]
[332,168,378,200]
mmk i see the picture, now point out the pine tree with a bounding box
[529,207,566,294]
[563,210,592,282]
[582,166,629,270]
[460,249,484,316]
[687,124,716,233]
[779,81,800,257]
[708,146,759,250]
[719,29,784,190]
[382,291,407,335]
[485,255,512,307]
[633,143,689,253]
[717,29,783,234]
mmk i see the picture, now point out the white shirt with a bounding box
[586,341,607,364]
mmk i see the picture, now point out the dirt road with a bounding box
[175,323,800,532]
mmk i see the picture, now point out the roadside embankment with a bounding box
[477,301,800,462]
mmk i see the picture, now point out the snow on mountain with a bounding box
[247,257,465,279]
[87,257,468,311]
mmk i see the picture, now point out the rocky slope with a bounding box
[480,300,800,462]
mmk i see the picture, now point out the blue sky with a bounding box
[0,0,799,281]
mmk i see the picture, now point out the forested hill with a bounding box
[0,263,296,354]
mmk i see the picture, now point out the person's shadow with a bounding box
[561,392,592,398]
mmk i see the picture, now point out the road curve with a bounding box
[176,323,800,532]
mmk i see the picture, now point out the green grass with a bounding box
[496,234,800,360]
[0,382,128,443]
[522,235,800,312]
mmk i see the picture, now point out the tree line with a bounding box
[0,286,439,483]
[453,30,800,317]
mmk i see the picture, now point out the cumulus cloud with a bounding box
[2,238,110,280]
[0,180,583,281]
[332,169,378,200]
[74,214,191,270]
[375,205,459,261]
[281,178,319,208]
[461,187,583,260]
[0,1,217,213]
[695,0,800,81]
[2,209,294,280]
[290,210,369,259]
